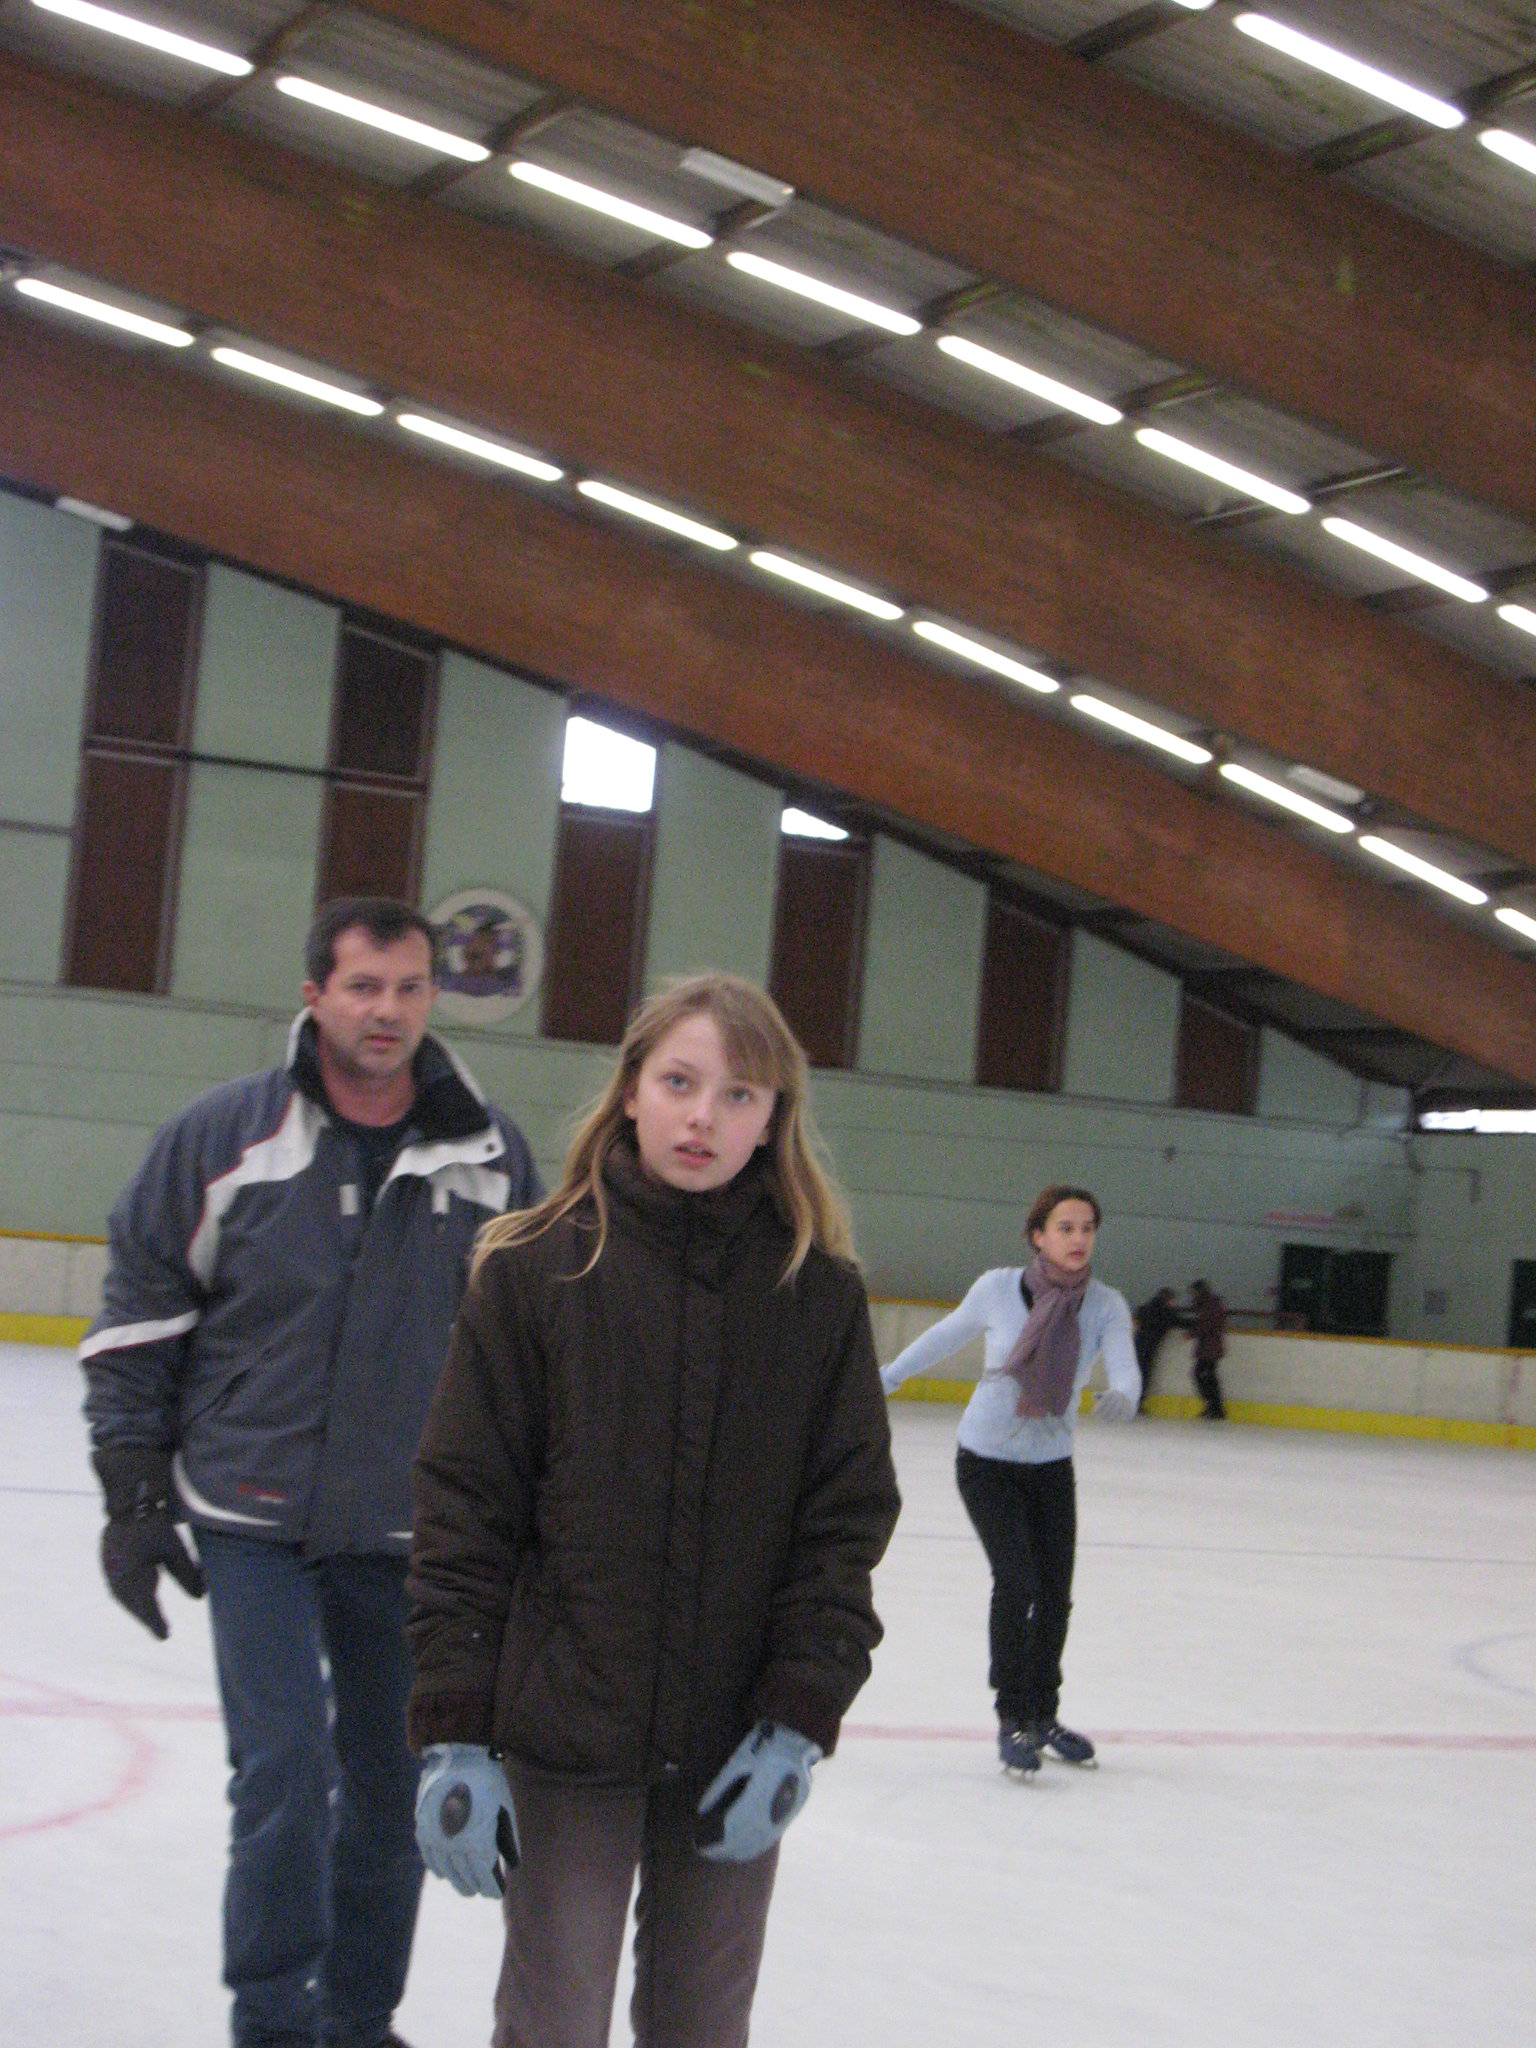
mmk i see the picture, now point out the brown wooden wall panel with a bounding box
[975,898,1068,1094]
[331,627,436,781]
[88,542,198,748]
[1176,996,1258,1117]
[768,840,869,1071]
[541,808,653,1046]
[64,752,183,993]
[316,784,422,906]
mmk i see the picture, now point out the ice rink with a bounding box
[3,1339,1533,2047]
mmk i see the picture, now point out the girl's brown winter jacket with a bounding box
[404,1141,901,1788]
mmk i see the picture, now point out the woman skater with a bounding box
[405,974,900,2048]
[880,1184,1138,1775]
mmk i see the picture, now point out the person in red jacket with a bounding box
[1190,1278,1230,1419]
[405,972,901,2048]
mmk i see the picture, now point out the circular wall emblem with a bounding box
[428,888,544,1023]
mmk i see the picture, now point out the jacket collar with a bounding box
[286,1012,495,1146]
[600,1131,781,1261]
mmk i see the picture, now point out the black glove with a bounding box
[92,1446,206,1640]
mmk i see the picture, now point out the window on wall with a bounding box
[1176,993,1258,1115]
[315,621,437,905]
[768,810,869,1070]
[541,717,657,1045]
[64,539,202,993]
[974,893,1070,1093]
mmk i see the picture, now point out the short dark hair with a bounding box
[1025,1183,1103,1242]
[305,898,440,986]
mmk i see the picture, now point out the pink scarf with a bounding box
[1001,1253,1090,1418]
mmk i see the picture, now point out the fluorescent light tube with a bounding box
[1496,906,1536,943]
[1288,763,1363,806]
[56,498,133,530]
[1219,763,1353,833]
[1135,427,1310,514]
[726,252,921,336]
[14,277,195,346]
[1358,836,1488,905]
[29,0,252,73]
[781,807,848,840]
[1421,1107,1536,1133]
[936,335,1122,425]
[1069,695,1213,765]
[1321,518,1488,603]
[1497,603,1536,638]
[912,620,1059,694]
[680,150,794,208]
[561,716,656,812]
[510,162,713,248]
[748,552,904,620]
[275,77,490,161]
[577,480,737,551]
[396,414,563,481]
[210,347,384,415]
[1170,1,1216,10]
[1479,129,1536,178]
[1233,15,1464,129]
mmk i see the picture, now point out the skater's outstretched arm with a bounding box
[880,1272,997,1394]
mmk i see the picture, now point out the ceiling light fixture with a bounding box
[726,252,922,336]
[1497,602,1536,637]
[29,0,252,73]
[1420,1106,1536,1133]
[577,480,737,551]
[274,77,490,161]
[510,162,713,248]
[14,276,194,346]
[1495,906,1536,944]
[1358,836,1488,905]
[1069,695,1213,765]
[680,149,794,209]
[936,334,1122,425]
[1232,14,1464,129]
[748,551,904,620]
[209,347,384,415]
[56,497,133,530]
[1288,763,1364,806]
[781,807,848,840]
[1479,129,1536,178]
[1134,427,1310,514]
[1219,763,1354,832]
[1320,517,1488,603]
[396,413,563,481]
[912,620,1059,694]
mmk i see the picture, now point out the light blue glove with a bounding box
[880,1364,901,1396]
[415,1743,519,1899]
[1093,1387,1137,1422]
[696,1721,822,1863]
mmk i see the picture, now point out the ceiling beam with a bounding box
[6,59,1536,879]
[352,0,1536,534]
[4,305,1535,1088]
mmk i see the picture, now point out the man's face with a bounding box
[302,927,437,1083]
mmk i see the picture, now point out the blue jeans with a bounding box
[198,1532,424,2048]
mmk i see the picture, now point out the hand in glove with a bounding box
[879,1365,901,1397]
[92,1446,205,1640]
[1093,1387,1138,1422]
[695,1721,822,1863]
[415,1744,519,1898]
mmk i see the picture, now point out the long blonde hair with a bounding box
[475,973,856,1282]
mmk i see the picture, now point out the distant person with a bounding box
[1133,1285,1183,1410]
[1190,1278,1229,1420]
[406,974,901,2048]
[80,897,540,2048]
[880,1184,1139,1777]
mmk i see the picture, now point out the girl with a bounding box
[405,973,901,2048]
[880,1184,1138,1776]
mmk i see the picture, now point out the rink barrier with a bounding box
[0,1230,104,1347]
[868,1301,1536,1452]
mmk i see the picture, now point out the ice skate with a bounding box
[997,1717,1042,1775]
[1036,1720,1097,1767]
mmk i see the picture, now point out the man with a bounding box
[1190,1278,1229,1420]
[1132,1285,1183,1411]
[81,897,540,2048]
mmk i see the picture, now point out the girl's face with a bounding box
[1031,1198,1098,1272]
[624,1011,778,1193]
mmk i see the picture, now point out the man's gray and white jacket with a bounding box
[81,1015,540,1558]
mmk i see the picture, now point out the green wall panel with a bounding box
[1256,1029,1362,1125]
[858,835,986,1084]
[1061,931,1179,1105]
[0,494,99,826]
[171,764,324,1009]
[193,564,337,769]
[0,828,70,983]
[644,744,780,990]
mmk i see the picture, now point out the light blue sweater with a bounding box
[880,1268,1140,1464]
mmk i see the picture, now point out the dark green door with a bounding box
[1507,1262,1536,1350]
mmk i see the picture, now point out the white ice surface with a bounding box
[2,1344,1533,2047]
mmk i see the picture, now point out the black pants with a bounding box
[955,1448,1076,1727]
[1193,1356,1226,1419]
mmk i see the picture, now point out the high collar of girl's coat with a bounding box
[601,1130,780,1262]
